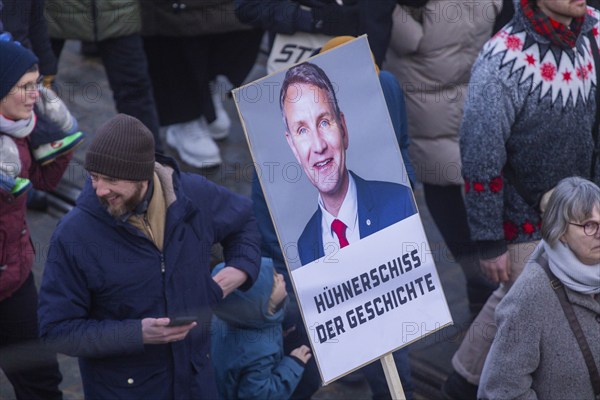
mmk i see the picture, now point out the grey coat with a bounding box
[479,245,600,399]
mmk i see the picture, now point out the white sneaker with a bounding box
[165,120,195,152]
[207,78,231,140]
[166,119,222,168]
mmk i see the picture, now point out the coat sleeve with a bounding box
[252,173,285,265]
[234,0,312,34]
[478,275,541,400]
[38,228,145,358]
[190,175,261,289]
[236,355,305,400]
[358,0,396,67]
[459,56,520,258]
[28,151,72,192]
[379,71,416,186]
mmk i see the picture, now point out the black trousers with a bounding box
[51,34,163,152]
[0,273,63,400]
[143,29,263,126]
[422,183,497,310]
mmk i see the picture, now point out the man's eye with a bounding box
[298,127,308,136]
[319,120,330,128]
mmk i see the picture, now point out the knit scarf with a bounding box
[543,240,600,294]
[521,0,584,49]
[0,113,36,138]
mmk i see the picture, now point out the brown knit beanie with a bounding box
[85,114,155,181]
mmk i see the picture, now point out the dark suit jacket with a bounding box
[297,171,417,265]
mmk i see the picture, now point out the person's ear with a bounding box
[559,234,567,244]
[285,131,302,164]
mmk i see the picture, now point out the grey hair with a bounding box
[541,176,600,245]
[279,62,341,132]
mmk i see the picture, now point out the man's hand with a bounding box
[213,266,248,298]
[141,318,196,344]
[480,251,510,284]
[290,345,312,365]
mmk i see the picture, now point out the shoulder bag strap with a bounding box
[541,263,600,396]
[587,30,600,181]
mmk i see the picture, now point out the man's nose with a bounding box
[310,130,327,153]
[94,181,110,197]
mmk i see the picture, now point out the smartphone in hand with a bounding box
[166,316,197,327]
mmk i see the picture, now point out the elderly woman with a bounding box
[478,176,600,399]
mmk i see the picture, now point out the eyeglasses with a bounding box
[569,221,600,236]
[16,76,43,92]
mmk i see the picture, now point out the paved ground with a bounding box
[0,40,474,400]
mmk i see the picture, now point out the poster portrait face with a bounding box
[283,82,349,206]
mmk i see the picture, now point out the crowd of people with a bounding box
[1,0,599,399]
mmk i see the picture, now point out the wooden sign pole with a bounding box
[380,353,406,400]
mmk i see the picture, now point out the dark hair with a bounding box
[279,62,341,131]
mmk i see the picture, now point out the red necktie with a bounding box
[331,219,349,248]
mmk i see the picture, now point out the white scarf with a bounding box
[0,113,36,138]
[542,240,600,294]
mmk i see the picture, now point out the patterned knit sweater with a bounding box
[460,4,600,258]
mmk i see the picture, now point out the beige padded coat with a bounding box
[384,0,502,185]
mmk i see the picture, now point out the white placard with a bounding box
[292,214,452,382]
[267,32,333,74]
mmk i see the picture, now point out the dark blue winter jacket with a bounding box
[234,0,396,67]
[38,154,261,400]
[211,258,304,399]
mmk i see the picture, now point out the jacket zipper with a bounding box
[141,214,168,314]
[142,214,165,274]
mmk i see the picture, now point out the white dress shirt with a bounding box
[318,173,360,259]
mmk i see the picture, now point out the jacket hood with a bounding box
[212,259,286,329]
[76,153,181,221]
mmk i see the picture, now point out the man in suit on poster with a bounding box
[280,62,417,266]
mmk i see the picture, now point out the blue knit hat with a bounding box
[0,41,39,100]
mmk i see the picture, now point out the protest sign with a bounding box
[233,36,452,384]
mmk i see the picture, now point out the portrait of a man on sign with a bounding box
[279,62,416,267]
